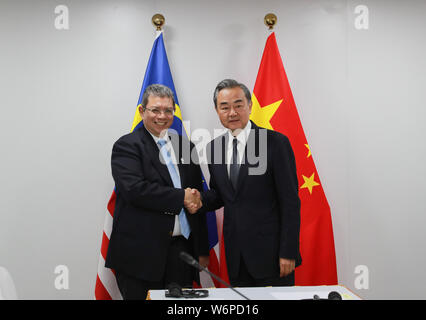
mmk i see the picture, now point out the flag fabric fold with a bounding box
[249,32,338,285]
[95,32,220,299]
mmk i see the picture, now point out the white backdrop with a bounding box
[0,0,425,299]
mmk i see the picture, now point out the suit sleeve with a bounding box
[200,141,224,211]
[201,165,224,212]
[272,134,301,260]
[111,136,184,214]
[188,143,210,257]
[196,181,210,257]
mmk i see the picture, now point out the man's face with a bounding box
[139,95,175,137]
[215,87,252,132]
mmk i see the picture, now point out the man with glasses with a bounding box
[201,79,302,287]
[105,84,208,299]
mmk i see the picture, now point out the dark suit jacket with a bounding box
[105,125,209,282]
[202,121,301,280]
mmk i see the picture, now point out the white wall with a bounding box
[0,0,425,299]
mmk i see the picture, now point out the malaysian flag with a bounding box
[95,31,220,299]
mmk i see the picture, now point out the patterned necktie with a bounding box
[230,137,240,190]
[157,139,191,239]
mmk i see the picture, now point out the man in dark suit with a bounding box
[105,84,208,299]
[201,79,302,287]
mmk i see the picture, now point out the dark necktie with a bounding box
[230,138,240,190]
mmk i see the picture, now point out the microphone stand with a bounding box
[197,264,251,301]
[180,251,250,300]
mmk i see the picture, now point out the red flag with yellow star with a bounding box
[250,32,338,285]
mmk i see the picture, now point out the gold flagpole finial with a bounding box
[152,14,165,31]
[264,13,277,30]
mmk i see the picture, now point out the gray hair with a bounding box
[141,84,175,110]
[213,79,252,108]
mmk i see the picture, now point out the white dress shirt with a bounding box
[226,121,252,177]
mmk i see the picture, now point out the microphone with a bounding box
[179,252,200,269]
[165,282,209,298]
[328,291,342,300]
[167,282,183,297]
[179,251,250,300]
[303,291,343,300]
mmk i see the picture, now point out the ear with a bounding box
[138,105,144,119]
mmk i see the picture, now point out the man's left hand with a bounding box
[279,258,295,278]
[199,256,210,269]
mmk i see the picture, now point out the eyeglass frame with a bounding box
[144,107,175,117]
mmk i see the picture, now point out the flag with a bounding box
[95,32,220,299]
[218,227,230,287]
[249,32,338,285]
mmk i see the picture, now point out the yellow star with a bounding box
[300,173,320,195]
[250,94,282,130]
[305,144,311,158]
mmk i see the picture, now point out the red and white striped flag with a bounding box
[95,191,122,299]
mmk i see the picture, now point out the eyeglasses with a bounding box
[145,107,175,117]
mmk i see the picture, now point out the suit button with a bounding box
[169,231,173,236]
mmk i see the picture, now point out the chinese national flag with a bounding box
[250,32,338,285]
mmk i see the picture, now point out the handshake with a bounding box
[184,188,202,214]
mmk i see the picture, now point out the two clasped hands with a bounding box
[183,188,209,269]
[184,188,202,214]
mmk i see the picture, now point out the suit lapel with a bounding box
[139,126,174,186]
